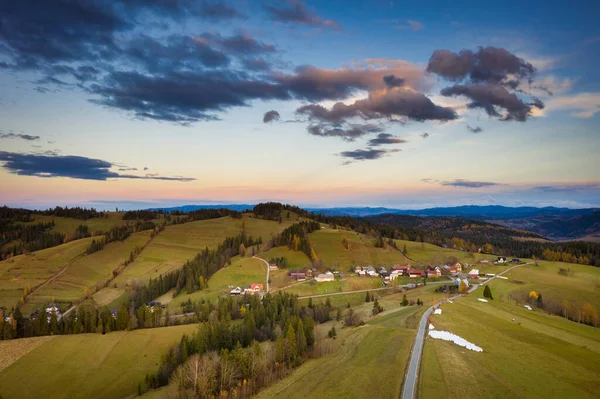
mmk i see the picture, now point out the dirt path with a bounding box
[252,256,270,292]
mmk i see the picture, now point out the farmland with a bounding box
[0,324,198,399]
[0,237,95,311]
[419,291,600,398]
[24,212,129,235]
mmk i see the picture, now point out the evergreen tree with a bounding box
[401,294,409,306]
[365,291,371,303]
[483,285,493,300]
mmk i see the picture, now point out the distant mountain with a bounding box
[149,204,254,212]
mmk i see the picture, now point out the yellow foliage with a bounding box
[529,291,539,299]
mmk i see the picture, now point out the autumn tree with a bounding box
[458,280,468,294]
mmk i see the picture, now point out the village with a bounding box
[227,256,521,297]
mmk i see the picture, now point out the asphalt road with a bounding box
[252,256,270,292]
[401,262,530,398]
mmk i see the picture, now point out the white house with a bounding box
[315,271,335,282]
[468,269,480,278]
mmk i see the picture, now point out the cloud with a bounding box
[339,148,400,163]
[0,132,40,141]
[533,183,600,193]
[90,70,290,123]
[263,110,281,123]
[200,1,245,20]
[407,20,424,31]
[0,151,195,181]
[466,125,483,133]
[544,92,600,118]
[441,179,498,188]
[308,123,383,142]
[198,33,276,55]
[296,87,457,124]
[420,132,430,138]
[383,75,405,88]
[264,0,340,29]
[368,133,407,146]
[391,19,424,31]
[441,83,543,121]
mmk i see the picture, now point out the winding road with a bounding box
[252,256,270,293]
[401,262,530,399]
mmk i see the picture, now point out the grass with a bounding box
[0,335,55,372]
[25,212,128,235]
[0,324,198,399]
[0,237,94,310]
[255,288,428,399]
[168,256,267,313]
[393,239,498,265]
[241,214,300,241]
[24,231,152,313]
[486,260,600,310]
[261,246,312,269]
[419,291,600,399]
[309,227,409,270]
[282,276,383,297]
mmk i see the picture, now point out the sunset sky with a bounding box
[1,0,599,210]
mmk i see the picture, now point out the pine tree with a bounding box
[365,291,371,303]
[483,285,493,300]
[296,319,307,356]
[401,294,409,306]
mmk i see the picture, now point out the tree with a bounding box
[285,323,297,365]
[365,291,371,303]
[239,243,246,257]
[296,319,307,356]
[458,280,468,294]
[401,294,409,306]
[536,293,543,308]
[403,244,408,256]
[483,285,493,300]
[328,326,337,339]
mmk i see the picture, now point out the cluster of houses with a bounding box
[30,305,62,322]
[230,283,264,296]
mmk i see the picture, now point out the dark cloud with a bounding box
[420,132,430,138]
[427,47,536,85]
[124,35,230,72]
[0,132,40,141]
[264,0,340,29]
[0,151,195,181]
[90,70,290,123]
[441,179,498,188]
[533,183,600,193]
[367,133,407,146]
[466,125,483,133]
[308,123,383,142]
[263,110,281,123]
[242,57,272,71]
[200,33,276,55]
[441,84,543,121]
[296,88,457,124]
[339,148,400,163]
[200,1,245,20]
[118,167,138,171]
[383,75,405,88]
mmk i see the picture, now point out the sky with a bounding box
[0,0,599,210]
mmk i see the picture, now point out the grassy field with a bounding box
[419,290,600,399]
[241,214,300,241]
[486,260,600,310]
[0,324,198,399]
[0,237,95,311]
[309,227,409,270]
[23,231,152,313]
[256,289,426,399]
[393,239,498,265]
[261,246,312,269]
[0,335,55,372]
[25,212,128,234]
[283,276,383,297]
[168,256,267,313]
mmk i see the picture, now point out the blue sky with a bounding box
[0,0,599,210]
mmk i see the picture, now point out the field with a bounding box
[486,260,600,310]
[0,335,55,372]
[0,237,95,311]
[309,227,409,270]
[25,212,128,234]
[393,239,498,265]
[0,324,198,399]
[168,256,267,313]
[419,291,600,398]
[282,276,383,297]
[256,289,427,399]
[23,231,152,313]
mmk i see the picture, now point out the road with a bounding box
[252,256,270,292]
[401,262,530,399]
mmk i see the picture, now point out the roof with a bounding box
[410,269,426,276]
[468,269,480,275]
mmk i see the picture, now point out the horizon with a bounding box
[1,1,599,209]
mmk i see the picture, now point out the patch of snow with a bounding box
[428,330,483,352]
[434,309,442,315]
[429,324,435,330]
[497,276,508,280]
[478,298,488,303]
[524,305,532,310]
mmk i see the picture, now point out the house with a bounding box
[389,270,401,281]
[468,269,480,279]
[306,269,313,278]
[366,266,376,273]
[367,270,379,277]
[480,259,490,264]
[409,269,426,278]
[250,283,263,292]
[511,258,521,263]
[454,263,463,272]
[496,257,507,263]
[357,270,366,277]
[315,271,335,282]
[269,263,279,271]
[288,269,307,280]
[426,267,441,278]
[391,265,411,276]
